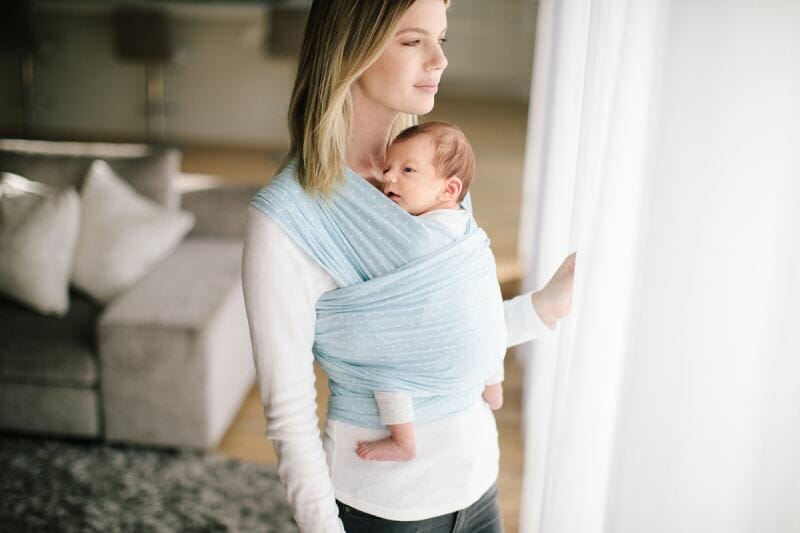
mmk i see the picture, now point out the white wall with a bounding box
[16,6,295,146]
[30,11,150,140]
[442,0,538,101]
[0,0,537,146]
[163,14,297,146]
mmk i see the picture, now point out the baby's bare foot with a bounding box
[356,437,416,461]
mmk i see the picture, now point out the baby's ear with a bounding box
[442,176,463,201]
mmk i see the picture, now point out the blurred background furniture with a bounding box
[0,138,258,449]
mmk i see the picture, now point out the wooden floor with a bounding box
[194,96,532,532]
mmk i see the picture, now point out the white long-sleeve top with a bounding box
[242,205,553,532]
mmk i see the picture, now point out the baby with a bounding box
[356,121,504,462]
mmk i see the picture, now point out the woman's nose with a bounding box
[427,44,448,71]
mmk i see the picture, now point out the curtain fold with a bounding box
[518,1,800,532]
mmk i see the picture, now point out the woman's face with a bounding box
[355,0,449,116]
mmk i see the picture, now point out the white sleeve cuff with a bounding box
[504,290,555,347]
[373,391,415,426]
[485,365,505,385]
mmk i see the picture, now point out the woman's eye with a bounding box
[439,38,447,45]
[403,40,421,47]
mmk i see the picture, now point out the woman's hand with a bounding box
[531,251,577,330]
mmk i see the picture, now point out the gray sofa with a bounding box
[0,139,258,450]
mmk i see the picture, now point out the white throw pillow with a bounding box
[0,173,81,316]
[71,159,195,303]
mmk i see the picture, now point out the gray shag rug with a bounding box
[0,433,298,532]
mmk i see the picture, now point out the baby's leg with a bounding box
[357,391,416,461]
[356,422,416,461]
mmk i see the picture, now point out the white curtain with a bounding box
[517,1,800,532]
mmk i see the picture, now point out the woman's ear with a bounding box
[440,176,463,202]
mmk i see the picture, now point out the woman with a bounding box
[242,0,576,531]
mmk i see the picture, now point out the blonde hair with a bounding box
[283,0,448,197]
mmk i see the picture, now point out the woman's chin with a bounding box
[419,103,436,115]
[417,99,436,115]
[400,97,436,116]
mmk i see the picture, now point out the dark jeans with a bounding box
[336,482,503,532]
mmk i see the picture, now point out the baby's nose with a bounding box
[383,170,397,183]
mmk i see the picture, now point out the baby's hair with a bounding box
[392,121,475,202]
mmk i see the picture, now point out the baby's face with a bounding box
[382,135,447,216]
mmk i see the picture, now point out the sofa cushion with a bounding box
[0,289,101,388]
[71,160,195,304]
[179,182,262,239]
[0,173,81,316]
[0,139,181,209]
[0,381,100,437]
[99,237,243,329]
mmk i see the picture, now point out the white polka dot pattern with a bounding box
[250,161,507,429]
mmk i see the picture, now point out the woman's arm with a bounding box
[242,206,344,533]
[503,251,577,347]
[503,291,553,348]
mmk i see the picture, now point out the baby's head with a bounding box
[382,121,475,216]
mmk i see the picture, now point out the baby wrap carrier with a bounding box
[250,161,507,429]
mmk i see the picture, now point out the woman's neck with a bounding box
[348,86,398,182]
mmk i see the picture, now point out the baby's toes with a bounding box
[357,446,375,460]
[356,442,372,457]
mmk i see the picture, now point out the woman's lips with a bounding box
[414,84,438,94]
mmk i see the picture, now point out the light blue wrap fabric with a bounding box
[250,160,507,429]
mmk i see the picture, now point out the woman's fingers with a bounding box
[557,252,577,284]
[560,251,577,275]
[547,252,577,319]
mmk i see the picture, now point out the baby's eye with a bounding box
[403,166,415,173]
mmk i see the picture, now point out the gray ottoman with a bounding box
[98,238,254,449]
